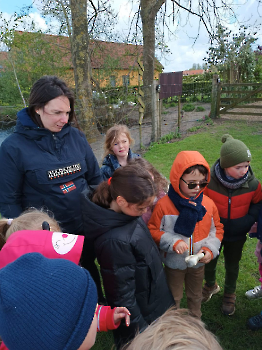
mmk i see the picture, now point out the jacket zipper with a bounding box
[189,235,193,255]
[227,190,232,220]
[52,133,61,160]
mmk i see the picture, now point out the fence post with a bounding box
[178,96,181,131]
[216,79,221,117]
[158,98,162,139]
[155,82,161,139]
[210,74,219,119]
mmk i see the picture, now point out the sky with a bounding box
[1,0,262,72]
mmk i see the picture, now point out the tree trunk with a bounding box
[69,0,99,141]
[140,0,165,141]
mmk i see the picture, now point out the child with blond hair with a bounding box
[100,124,139,180]
[124,307,223,350]
[0,208,60,248]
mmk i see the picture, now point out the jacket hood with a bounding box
[81,190,136,240]
[17,108,37,128]
[0,230,84,269]
[16,108,70,139]
[170,151,210,198]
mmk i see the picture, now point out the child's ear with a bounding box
[116,196,128,208]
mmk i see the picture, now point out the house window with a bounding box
[122,75,130,87]
[110,75,116,87]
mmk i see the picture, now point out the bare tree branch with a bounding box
[171,0,212,37]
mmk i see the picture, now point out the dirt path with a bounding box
[90,102,211,164]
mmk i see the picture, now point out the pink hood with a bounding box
[0,230,84,269]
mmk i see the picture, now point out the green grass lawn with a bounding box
[94,119,262,350]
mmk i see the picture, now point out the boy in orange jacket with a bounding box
[148,151,223,318]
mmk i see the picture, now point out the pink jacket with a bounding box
[0,230,119,350]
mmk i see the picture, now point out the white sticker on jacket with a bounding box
[52,232,78,255]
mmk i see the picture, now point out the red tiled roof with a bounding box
[183,69,205,76]
[90,40,143,70]
[9,31,163,71]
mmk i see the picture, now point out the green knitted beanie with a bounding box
[220,134,252,168]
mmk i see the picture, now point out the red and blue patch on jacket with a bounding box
[60,181,76,194]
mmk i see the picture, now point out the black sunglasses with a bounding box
[181,178,208,190]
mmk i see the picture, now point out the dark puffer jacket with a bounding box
[100,149,139,180]
[0,108,102,234]
[204,159,262,241]
[81,190,174,348]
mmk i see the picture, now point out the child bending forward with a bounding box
[148,151,223,318]
[81,164,174,349]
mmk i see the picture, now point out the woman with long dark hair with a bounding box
[0,75,105,302]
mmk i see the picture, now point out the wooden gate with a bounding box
[217,82,262,117]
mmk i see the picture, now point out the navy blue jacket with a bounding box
[81,189,174,348]
[0,108,102,234]
[100,149,139,181]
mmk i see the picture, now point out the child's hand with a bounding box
[199,249,211,264]
[114,307,131,327]
[175,241,188,254]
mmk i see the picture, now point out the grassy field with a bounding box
[94,118,262,350]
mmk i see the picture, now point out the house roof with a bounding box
[4,31,163,71]
[90,40,144,70]
[183,69,205,76]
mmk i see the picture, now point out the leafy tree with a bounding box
[0,30,71,106]
[189,63,203,70]
[1,2,118,139]
[254,45,262,81]
[204,24,258,83]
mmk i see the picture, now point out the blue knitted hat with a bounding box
[0,253,98,350]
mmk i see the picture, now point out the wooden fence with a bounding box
[210,74,262,118]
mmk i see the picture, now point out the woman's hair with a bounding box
[129,158,169,194]
[0,208,61,249]
[103,124,134,157]
[123,307,223,350]
[92,163,156,209]
[183,164,208,177]
[28,75,77,127]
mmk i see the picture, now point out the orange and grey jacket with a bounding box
[204,159,262,242]
[148,151,224,270]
